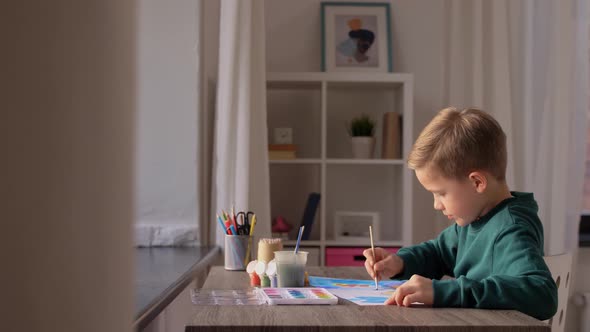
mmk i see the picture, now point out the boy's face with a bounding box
[415,166,484,227]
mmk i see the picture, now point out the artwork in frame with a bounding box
[321,2,392,72]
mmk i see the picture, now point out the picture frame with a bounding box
[333,211,380,243]
[321,2,392,72]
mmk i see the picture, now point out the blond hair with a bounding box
[408,107,507,181]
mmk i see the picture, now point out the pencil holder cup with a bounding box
[224,234,250,271]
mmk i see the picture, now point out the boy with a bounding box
[364,107,557,320]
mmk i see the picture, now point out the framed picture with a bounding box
[334,211,380,243]
[321,2,392,72]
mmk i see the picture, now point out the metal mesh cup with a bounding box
[224,234,250,270]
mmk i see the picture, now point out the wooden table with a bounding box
[186,266,550,332]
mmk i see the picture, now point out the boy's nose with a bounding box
[433,198,444,211]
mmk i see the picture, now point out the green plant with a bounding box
[347,114,375,137]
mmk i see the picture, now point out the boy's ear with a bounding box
[468,171,487,193]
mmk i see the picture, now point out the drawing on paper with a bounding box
[308,276,405,289]
[328,288,396,306]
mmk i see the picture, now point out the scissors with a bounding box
[236,211,254,235]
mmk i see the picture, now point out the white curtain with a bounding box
[211,0,271,248]
[523,0,589,256]
[444,0,589,255]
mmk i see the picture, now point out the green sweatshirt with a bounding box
[395,192,557,320]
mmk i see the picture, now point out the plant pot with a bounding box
[351,136,375,159]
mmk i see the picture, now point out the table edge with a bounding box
[133,246,221,331]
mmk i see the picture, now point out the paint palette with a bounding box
[258,287,338,305]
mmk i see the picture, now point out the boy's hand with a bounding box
[363,247,404,280]
[385,274,434,306]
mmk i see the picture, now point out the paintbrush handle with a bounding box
[369,226,378,290]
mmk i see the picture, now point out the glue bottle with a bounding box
[246,260,260,286]
[266,260,278,287]
[260,274,270,287]
[255,261,267,287]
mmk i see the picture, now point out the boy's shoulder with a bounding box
[498,191,539,223]
[485,191,543,238]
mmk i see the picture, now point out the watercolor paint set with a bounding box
[258,287,338,305]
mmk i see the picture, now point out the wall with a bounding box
[136,0,201,245]
[199,0,221,245]
[265,0,448,242]
[1,1,135,331]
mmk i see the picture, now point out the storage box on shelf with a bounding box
[325,247,400,267]
[267,72,413,266]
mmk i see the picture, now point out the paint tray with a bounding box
[190,289,264,305]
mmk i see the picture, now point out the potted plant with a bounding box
[347,114,376,159]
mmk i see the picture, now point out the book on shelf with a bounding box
[300,192,320,240]
[269,144,296,151]
[381,112,401,159]
[269,150,296,160]
[269,144,297,160]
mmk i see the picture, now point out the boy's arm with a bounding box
[394,224,458,280]
[431,224,558,321]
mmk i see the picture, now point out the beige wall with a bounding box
[1,1,135,331]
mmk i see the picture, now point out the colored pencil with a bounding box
[217,214,228,234]
[231,205,238,230]
[244,214,257,266]
[225,220,233,235]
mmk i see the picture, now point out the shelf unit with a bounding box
[267,72,413,266]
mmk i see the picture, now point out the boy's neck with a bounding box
[478,181,512,218]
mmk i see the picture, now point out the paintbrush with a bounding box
[369,225,378,290]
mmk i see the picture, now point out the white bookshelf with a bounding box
[267,72,414,266]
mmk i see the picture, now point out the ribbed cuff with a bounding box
[392,250,418,280]
[432,279,462,307]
